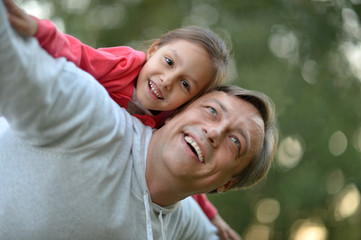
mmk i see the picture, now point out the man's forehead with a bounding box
[195,91,229,103]
[195,91,243,109]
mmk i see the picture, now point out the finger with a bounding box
[219,231,229,240]
[228,230,242,240]
[3,0,18,13]
[8,14,30,36]
[4,0,24,17]
[8,14,23,30]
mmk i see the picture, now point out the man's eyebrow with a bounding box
[239,128,251,158]
[206,98,228,113]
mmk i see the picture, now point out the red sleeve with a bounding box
[133,110,173,128]
[192,194,218,220]
[34,18,146,107]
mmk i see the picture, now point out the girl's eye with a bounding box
[181,80,190,91]
[165,57,173,66]
[231,136,241,150]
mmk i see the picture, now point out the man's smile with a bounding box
[184,135,204,163]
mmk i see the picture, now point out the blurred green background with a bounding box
[16,0,361,239]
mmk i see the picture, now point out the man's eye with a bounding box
[165,57,173,66]
[207,106,217,116]
[231,136,241,150]
[181,80,190,91]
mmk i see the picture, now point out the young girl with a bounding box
[6,4,229,130]
[5,0,240,239]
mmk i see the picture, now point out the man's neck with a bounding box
[146,177,185,207]
[145,132,189,207]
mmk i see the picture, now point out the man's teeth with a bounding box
[149,81,163,99]
[184,136,204,163]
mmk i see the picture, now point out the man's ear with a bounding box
[146,40,160,60]
[216,179,238,193]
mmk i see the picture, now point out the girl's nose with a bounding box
[160,73,175,89]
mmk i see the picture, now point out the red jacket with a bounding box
[34,18,218,219]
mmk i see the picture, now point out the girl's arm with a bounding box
[1,0,124,148]
[192,194,218,220]
[6,0,145,81]
[33,19,146,81]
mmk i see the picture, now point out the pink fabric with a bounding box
[192,194,218,220]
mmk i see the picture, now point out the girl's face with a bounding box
[136,40,214,111]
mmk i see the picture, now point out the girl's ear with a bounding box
[216,179,238,193]
[146,40,160,60]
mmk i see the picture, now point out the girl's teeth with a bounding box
[149,81,163,99]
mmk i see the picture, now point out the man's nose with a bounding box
[204,125,225,147]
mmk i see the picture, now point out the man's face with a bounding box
[151,91,265,194]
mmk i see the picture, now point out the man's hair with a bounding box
[214,85,279,191]
[155,26,230,97]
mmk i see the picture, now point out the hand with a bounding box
[211,214,242,240]
[4,0,38,36]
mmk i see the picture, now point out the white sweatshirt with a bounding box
[0,1,219,239]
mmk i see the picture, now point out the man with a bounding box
[0,0,278,239]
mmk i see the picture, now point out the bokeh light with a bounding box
[289,219,328,240]
[85,4,126,30]
[301,59,318,85]
[352,126,361,152]
[276,136,304,169]
[333,184,360,221]
[182,4,218,27]
[328,131,348,156]
[255,198,281,224]
[268,25,299,65]
[342,8,360,39]
[62,0,90,14]
[20,0,53,19]
[341,42,361,83]
[244,224,271,240]
[326,169,345,195]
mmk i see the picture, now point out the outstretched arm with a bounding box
[0,0,123,148]
[5,0,145,82]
